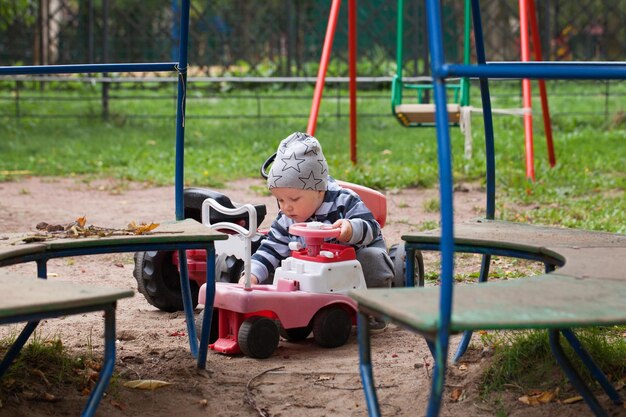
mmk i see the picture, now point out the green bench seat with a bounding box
[350,219,626,417]
[0,273,133,417]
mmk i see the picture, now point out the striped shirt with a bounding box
[250,177,384,283]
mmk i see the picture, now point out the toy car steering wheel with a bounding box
[289,222,340,257]
[290,222,341,239]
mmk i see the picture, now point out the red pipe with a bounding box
[519,0,535,181]
[307,0,341,136]
[528,0,556,167]
[348,0,357,164]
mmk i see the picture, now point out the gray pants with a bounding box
[356,239,394,289]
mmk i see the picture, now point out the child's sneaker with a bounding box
[368,316,388,333]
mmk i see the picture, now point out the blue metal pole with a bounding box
[357,312,381,416]
[174,0,190,220]
[197,247,216,369]
[549,329,608,417]
[82,305,117,417]
[178,249,198,358]
[444,62,626,80]
[171,0,180,62]
[562,329,623,405]
[0,63,176,75]
[425,0,454,415]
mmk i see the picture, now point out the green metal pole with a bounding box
[461,0,471,106]
[392,0,405,108]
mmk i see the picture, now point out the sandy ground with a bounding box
[0,176,622,417]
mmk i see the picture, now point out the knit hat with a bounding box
[267,132,328,191]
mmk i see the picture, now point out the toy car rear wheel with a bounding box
[389,242,425,287]
[238,316,279,359]
[312,306,352,348]
[215,253,244,283]
[133,251,199,312]
[195,308,219,345]
[278,323,312,342]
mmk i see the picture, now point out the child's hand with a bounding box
[238,274,259,285]
[332,219,353,242]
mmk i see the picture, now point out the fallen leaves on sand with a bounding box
[25,216,160,241]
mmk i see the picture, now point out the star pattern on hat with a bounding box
[268,174,282,188]
[280,151,305,173]
[318,158,327,175]
[299,171,324,190]
[301,141,319,156]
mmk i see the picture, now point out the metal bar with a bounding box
[0,242,220,268]
[306,0,341,136]
[197,247,216,369]
[528,0,556,168]
[425,0,453,414]
[520,0,536,181]
[174,0,191,220]
[0,63,177,76]
[453,254,491,363]
[82,304,117,417]
[548,329,608,417]
[460,0,471,106]
[404,242,563,268]
[357,311,381,416]
[470,0,496,220]
[561,329,623,406]
[0,321,39,377]
[348,0,357,164]
[445,62,626,80]
[178,249,198,358]
[405,245,416,287]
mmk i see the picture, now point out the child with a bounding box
[241,132,394,327]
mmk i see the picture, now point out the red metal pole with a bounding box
[519,0,535,181]
[307,0,341,136]
[348,0,357,164]
[528,0,556,167]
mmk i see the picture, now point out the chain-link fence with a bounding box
[1,1,625,76]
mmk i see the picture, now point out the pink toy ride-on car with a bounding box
[198,195,368,359]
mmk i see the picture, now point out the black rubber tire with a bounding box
[388,242,425,287]
[215,253,244,283]
[195,308,220,345]
[278,323,312,342]
[238,316,280,359]
[133,251,199,313]
[312,306,352,348]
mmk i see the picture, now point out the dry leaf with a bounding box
[562,395,583,404]
[76,216,87,228]
[127,221,160,235]
[124,379,172,390]
[518,389,557,406]
[450,388,466,402]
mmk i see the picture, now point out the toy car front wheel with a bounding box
[238,316,280,359]
[389,242,425,287]
[312,306,352,348]
[133,251,199,312]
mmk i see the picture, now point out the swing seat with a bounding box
[394,103,461,126]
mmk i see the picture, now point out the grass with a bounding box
[0,331,100,403]
[480,327,626,396]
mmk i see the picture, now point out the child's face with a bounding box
[271,187,325,223]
